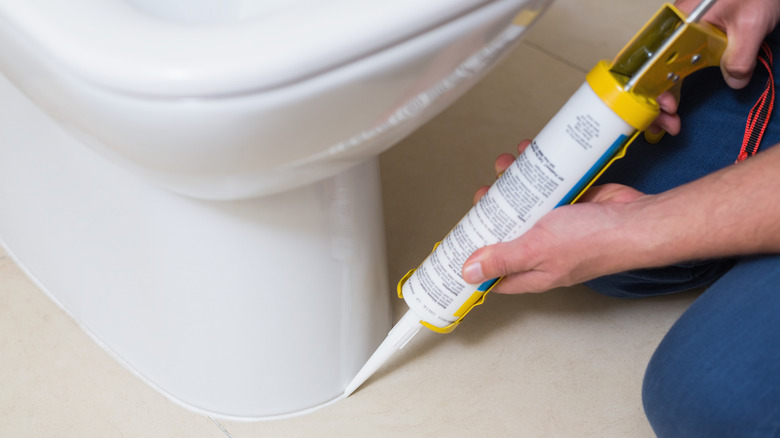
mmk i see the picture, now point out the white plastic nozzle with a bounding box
[343,309,423,397]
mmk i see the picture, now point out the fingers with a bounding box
[656,90,679,115]
[719,7,770,89]
[461,240,555,294]
[494,153,515,176]
[516,139,532,155]
[648,89,681,137]
[648,111,681,137]
[721,38,760,90]
[473,186,490,204]
[474,140,532,204]
[675,0,770,90]
[487,272,552,295]
[496,140,531,176]
[462,242,516,285]
[474,153,513,204]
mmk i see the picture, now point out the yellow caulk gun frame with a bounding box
[398,3,727,334]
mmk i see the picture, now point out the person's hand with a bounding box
[635,0,780,137]
[464,138,780,294]
[462,185,645,294]
[675,0,780,89]
[466,140,647,294]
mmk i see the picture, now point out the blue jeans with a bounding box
[586,28,780,437]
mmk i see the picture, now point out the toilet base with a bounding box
[0,73,392,419]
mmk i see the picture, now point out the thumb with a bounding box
[462,242,522,285]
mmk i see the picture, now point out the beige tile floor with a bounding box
[0,0,703,436]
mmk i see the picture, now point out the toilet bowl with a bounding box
[0,0,550,420]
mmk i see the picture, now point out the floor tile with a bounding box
[526,0,666,72]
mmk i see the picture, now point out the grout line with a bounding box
[521,40,590,74]
[209,417,236,438]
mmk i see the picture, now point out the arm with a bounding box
[462,143,780,294]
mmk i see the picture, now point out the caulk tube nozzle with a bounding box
[343,309,423,397]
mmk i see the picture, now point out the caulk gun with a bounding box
[344,0,726,397]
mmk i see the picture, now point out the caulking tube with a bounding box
[344,2,727,397]
[344,62,659,397]
[399,65,655,331]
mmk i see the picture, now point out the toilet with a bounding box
[0,0,550,420]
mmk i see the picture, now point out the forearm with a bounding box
[619,143,780,269]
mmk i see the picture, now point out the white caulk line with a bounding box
[210,417,235,438]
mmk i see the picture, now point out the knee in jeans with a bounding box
[641,346,720,437]
[641,339,778,437]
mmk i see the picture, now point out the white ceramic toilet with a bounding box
[0,0,550,420]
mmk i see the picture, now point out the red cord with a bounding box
[737,42,775,162]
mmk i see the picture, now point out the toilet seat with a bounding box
[1,0,505,97]
[0,0,549,200]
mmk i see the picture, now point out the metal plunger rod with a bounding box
[687,0,718,24]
